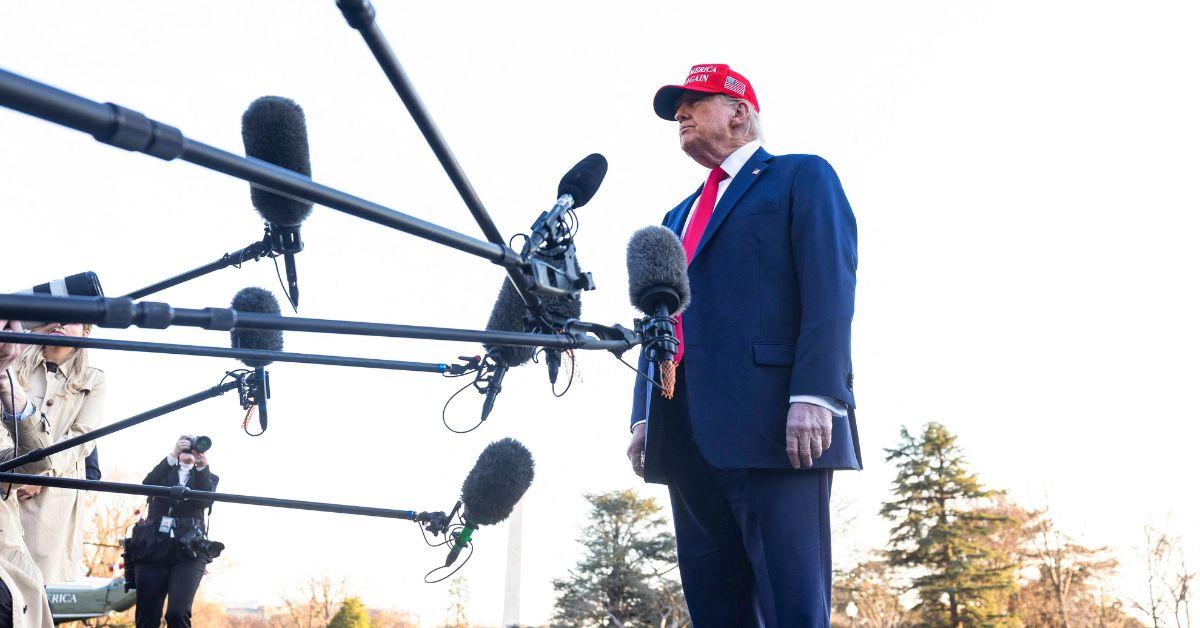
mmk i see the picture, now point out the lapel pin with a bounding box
[752,169,761,175]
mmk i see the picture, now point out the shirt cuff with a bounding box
[630,419,646,433]
[790,395,848,417]
[167,454,179,466]
[2,399,35,422]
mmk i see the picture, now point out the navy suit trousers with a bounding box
[659,368,834,628]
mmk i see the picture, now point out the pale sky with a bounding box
[2,1,1198,625]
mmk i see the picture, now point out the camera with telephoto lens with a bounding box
[180,435,212,454]
[175,526,224,561]
[13,271,104,329]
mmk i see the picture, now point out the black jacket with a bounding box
[142,457,219,522]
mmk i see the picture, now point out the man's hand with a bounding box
[16,485,43,501]
[627,422,647,478]
[785,402,832,469]
[194,450,208,469]
[171,436,191,458]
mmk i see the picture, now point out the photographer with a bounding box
[1,319,56,628]
[130,435,221,628]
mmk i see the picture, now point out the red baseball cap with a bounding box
[653,63,760,121]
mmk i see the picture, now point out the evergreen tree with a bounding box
[552,489,690,627]
[328,596,371,628]
[880,423,1017,626]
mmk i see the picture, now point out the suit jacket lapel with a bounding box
[693,147,772,261]
[666,188,702,237]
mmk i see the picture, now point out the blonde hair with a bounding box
[13,324,94,393]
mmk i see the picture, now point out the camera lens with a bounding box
[192,436,212,453]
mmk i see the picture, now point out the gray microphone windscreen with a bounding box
[627,225,690,315]
[460,438,535,526]
[230,287,284,367]
[241,96,314,227]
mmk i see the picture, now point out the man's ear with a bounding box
[730,100,751,130]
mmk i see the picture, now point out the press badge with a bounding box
[159,516,174,533]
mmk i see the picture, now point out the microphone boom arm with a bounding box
[0,377,243,473]
[0,68,527,273]
[0,472,446,524]
[0,293,634,352]
[122,232,278,301]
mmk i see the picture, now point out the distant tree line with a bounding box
[834,422,1193,628]
[548,423,1194,627]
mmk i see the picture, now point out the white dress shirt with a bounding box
[633,140,847,430]
[166,453,205,485]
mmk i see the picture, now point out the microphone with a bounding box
[627,226,691,396]
[480,280,537,421]
[558,153,608,208]
[527,154,608,255]
[241,96,313,310]
[481,256,583,417]
[445,438,535,567]
[230,287,284,432]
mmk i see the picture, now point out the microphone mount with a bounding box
[521,244,593,299]
[524,194,575,256]
[236,367,271,432]
[635,312,680,364]
[265,223,302,256]
[265,223,303,309]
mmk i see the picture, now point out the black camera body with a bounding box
[180,435,212,455]
[176,526,225,561]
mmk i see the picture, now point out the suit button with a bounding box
[46,398,54,407]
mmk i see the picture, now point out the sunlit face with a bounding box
[674,91,737,159]
[34,322,88,337]
[179,451,196,466]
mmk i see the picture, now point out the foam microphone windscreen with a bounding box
[627,225,691,315]
[483,279,537,367]
[557,153,608,208]
[230,287,284,367]
[483,254,583,366]
[460,438,535,526]
[241,96,314,227]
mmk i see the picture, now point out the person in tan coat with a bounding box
[1,319,59,628]
[9,322,106,584]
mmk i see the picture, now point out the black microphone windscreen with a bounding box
[242,96,314,227]
[557,153,608,209]
[483,254,583,365]
[230,287,284,367]
[483,279,537,367]
[460,438,535,527]
[627,225,691,315]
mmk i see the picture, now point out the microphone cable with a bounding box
[439,357,488,434]
[270,256,297,314]
[422,522,474,583]
[614,352,670,395]
[538,347,576,398]
[218,369,267,437]
[412,502,474,583]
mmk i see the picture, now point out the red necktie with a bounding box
[673,167,728,364]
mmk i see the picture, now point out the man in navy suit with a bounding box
[627,64,860,627]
